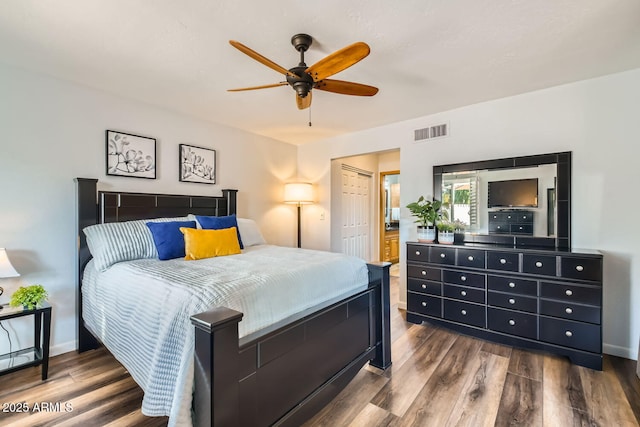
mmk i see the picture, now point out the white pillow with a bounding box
[237,218,266,247]
[84,216,190,271]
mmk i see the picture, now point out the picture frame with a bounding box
[179,144,216,184]
[105,130,156,179]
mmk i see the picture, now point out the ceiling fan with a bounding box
[228,34,378,110]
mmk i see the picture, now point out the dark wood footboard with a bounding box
[190,262,391,427]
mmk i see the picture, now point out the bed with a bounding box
[75,178,391,427]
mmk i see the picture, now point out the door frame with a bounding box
[379,170,400,262]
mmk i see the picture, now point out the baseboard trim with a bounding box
[603,343,637,361]
[51,340,76,357]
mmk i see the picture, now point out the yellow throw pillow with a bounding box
[180,227,241,260]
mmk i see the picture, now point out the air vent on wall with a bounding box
[414,123,448,141]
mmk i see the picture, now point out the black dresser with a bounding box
[406,242,603,370]
[488,210,534,235]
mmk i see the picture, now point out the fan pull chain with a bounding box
[308,106,312,127]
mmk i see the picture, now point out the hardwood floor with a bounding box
[1,276,638,426]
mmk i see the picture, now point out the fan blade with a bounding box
[229,40,297,78]
[228,82,288,92]
[296,92,312,110]
[315,79,378,96]
[306,42,370,82]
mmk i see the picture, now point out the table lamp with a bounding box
[0,248,20,309]
[284,183,314,248]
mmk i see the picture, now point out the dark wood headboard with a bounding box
[75,177,238,351]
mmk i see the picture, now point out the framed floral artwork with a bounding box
[106,130,156,179]
[179,144,216,184]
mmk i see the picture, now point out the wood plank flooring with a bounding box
[1,276,638,426]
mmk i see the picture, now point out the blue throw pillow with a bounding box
[146,220,196,260]
[195,214,244,249]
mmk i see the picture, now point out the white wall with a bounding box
[298,68,640,360]
[0,63,297,356]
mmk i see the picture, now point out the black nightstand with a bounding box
[0,301,52,380]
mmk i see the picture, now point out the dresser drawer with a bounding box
[540,282,601,305]
[540,317,601,353]
[429,246,456,265]
[408,293,442,318]
[539,299,600,324]
[488,291,537,313]
[408,278,442,296]
[407,265,442,282]
[489,212,511,222]
[444,300,485,328]
[457,249,486,269]
[487,251,520,272]
[488,222,509,234]
[522,254,557,276]
[407,244,430,263]
[444,284,485,304]
[443,269,486,288]
[510,223,533,235]
[514,212,534,223]
[488,307,537,340]
[560,256,602,282]
[487,275,537,296]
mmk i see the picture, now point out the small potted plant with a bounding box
[436,220,456,244]
[406,196,442,242]
[10,284,48,310]
[452,219,467,243]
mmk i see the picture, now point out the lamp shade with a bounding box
[0,248,19,278]
[284,182,314,204]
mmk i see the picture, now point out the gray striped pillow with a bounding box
[84,217,190,271]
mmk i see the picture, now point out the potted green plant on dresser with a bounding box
[436,220,455,244]
[406,196,441,243]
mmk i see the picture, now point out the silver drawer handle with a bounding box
[461,291,467,296]
[576,265,584,272]
[500,259,507,264]
[507,215,512,219]
[565,331,573,337]
[523,215,527,219]
[519,226,523,230]
[415,250,421,256]
[508,282,516,288]
[497,226,501,229]
[440,253,446,258]
[508,298,516,304]
[461,276,467,281]
[565,290,573,296]
[421,301,427,307]
[535,261,543,268]
[509,319,516,326]
[468,256,474,261]
[565,307,573,314]
[461,310,467,315]
[421,284,427,289]
[421,270,427,276]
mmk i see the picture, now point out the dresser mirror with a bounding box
[433,152,571,248]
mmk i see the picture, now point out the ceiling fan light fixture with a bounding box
[228,34,378,111]
[293,82,311,98]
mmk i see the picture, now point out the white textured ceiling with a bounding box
[1,1,639,145]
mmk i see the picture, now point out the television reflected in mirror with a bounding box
[488,178,538,208]
[434,152,571,248]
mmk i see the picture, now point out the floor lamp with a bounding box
[0,248,20,310]
[284,183,314,248]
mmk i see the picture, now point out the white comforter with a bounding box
[82,245,368,426]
